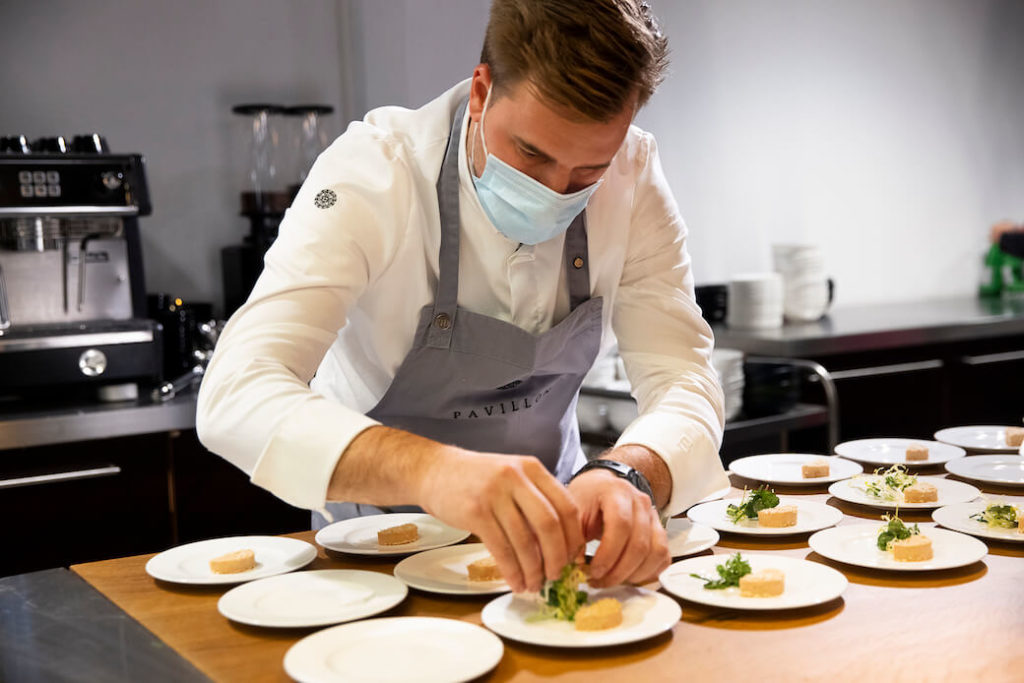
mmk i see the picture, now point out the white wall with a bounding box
[3,1,1022,311]
[0,0,346,313]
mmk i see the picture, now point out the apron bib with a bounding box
[316,99,603,527]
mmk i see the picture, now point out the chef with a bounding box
[197,0,728,594]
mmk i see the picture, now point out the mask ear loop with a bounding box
[469,84,494,178]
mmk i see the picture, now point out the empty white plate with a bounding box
[145,535,317,585]
[828,476,980,510]
[586,518,719,559]
[729,454,862,485]
[835,438,966,467]
[932,500,1024,543]
[687,497,843,536]
[481,584,680,648]
[393,543,510,595]
[659,553,848,610]
[934,426,1020,453]
[944,455,1024,486]
[218,569,407,628]
[808,524,988,571]
[315,513,471,556]
[284,617,503,683]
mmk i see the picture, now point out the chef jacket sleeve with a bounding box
[610,132,729,518]
[196,124,412,510]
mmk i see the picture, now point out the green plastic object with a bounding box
[980,244,1024,297]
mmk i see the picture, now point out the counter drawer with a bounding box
[0,434,172,577]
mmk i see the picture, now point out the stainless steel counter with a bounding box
[0,392,198,451]
[0,568,209,682]
[712,296,1024,357]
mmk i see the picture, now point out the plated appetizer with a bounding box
[970,502,1022,532]
[378,522,419,546]
[528,563,622,632]
[876,512,932,562]
[209,549,256,574]
[727,486,796,527]
[854,464,919,503]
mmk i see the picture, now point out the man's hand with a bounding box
[567,468,670,588]
[417,449,584,594]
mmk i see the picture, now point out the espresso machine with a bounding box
[0,135,162,402]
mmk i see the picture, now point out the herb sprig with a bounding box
[689,553,752,589]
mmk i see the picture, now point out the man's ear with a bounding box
[468,63,492,124]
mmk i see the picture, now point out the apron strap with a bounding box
[427,97,468,349]
[563,211,592,312]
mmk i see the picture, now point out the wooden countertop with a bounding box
[72,474,1024,682]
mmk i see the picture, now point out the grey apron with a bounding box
[315,98,604,528]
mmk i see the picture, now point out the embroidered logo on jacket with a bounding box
[314,189,336,209]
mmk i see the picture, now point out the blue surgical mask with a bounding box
[470,87,602,245]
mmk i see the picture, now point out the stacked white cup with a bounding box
[711,348,744,422]
[726,273,784,329]
[772,244,830,322]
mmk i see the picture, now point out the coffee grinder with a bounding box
[221,103,334,316]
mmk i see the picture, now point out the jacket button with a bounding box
[434,313,452,330]
[573,256,584,269]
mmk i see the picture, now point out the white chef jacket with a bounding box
[196,79,728,519]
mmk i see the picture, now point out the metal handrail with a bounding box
[745,355,839,452]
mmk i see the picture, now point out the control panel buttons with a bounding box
[18,171,32,184]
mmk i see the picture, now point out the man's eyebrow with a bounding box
[512,135,612,171]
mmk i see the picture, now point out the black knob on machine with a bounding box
[0,135,31,154]
[33,136,68,153]
[71,134,109,154]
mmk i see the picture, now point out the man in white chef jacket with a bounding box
[197,0,728,594]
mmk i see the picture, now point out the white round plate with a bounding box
[835,438,966,467]
[944,455,1024,486]
[808,524,988,571]
[284,616,503,683]
[217,569,407,628]
[315,513,471,556]
[932,500,1024,543]
[145,535,316,585]
[827,476,981,510]
[586,518,719,559]
[686,497,843,536]
[934,426,1020,453]
[393,543,510,595]
[729,454,862,485]
[659,553,848,610]
[481,584,680,648]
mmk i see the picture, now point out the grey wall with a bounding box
[640,0,1024,305]
[0,0,346,314]
[3,1,1022,311]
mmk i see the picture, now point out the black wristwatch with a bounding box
[571,459,655,507]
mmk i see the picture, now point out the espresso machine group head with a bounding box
[0,135,163,401]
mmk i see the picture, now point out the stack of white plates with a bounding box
[711,348,744,422]
[772,244,830,322]
[726,273,783,330]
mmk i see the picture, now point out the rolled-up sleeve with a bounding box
[611,133,729,518]
[196,126,410,510]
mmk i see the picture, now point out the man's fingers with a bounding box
[493,496,545,592]
[529,466,585,563]
[592,495,650,587]
[472,514,525,593]
[588,492,631,582]
[629,506,671,584]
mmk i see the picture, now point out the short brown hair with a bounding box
[480,0,669,122]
